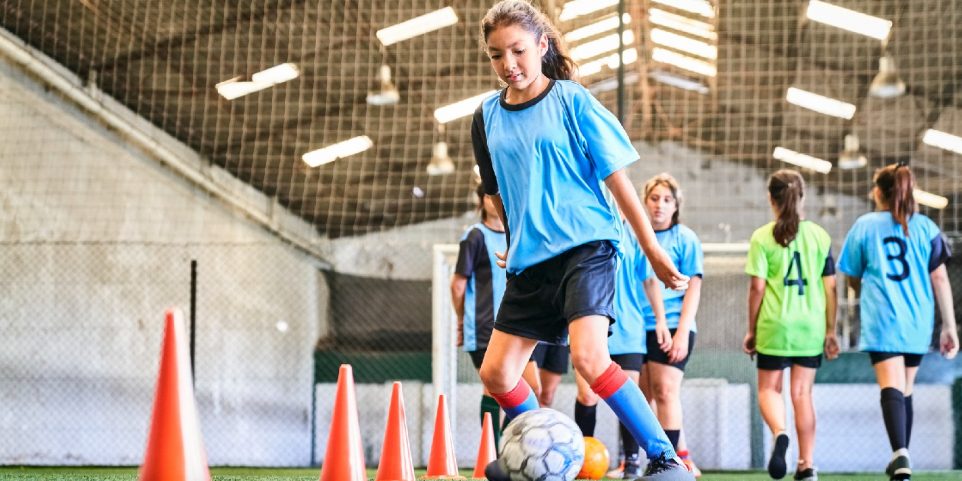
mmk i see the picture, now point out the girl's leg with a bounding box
[874,357,908,453]
[757,368,786,435]
[648,362,685,449]
[479,330,540,419]
[573,370,599,436]
[522,360,543,404]
[568,315,676,461]
[539,369,563,407]
[789,365,817,471]
[904,365,919,448]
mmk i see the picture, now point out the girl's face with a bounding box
[486,24,547,92]
[481,194,499,221]
[645,184,677,230]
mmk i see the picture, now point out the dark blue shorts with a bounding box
[494,241,617,345]
[868,352,923,368]
[611,353,646,371]
[531,343,570,374]
[756,352,822,370]
[646,329,696,371]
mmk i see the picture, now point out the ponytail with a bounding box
[481,0,578,81]
[768,169,805,247]
[874,163,916,235]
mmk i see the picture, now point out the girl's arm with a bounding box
[744,276,765,357]
[450,275,468,347]
[643,277,673,352]
[823,275,840,360]
[605,170,688,290]
[669,275,702,362]
[931,264,959,359]
[491,194,510,268]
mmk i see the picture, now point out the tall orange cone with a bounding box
[139,308,211,481]
[319,364,367,481]
[424,394,465,480]
[472,412,497,479]
[375,382,416,481]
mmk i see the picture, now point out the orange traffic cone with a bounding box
[424,394,465,480]
[375,382,416,481]
[472,412,497,479]
[319,364,367,481]
[139,308,211,481]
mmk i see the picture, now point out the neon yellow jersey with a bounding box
[746,221,834,357]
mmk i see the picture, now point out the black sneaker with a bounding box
[767,433,789,479]
[793,467,817,481]
[624,452,642,479]
[886,451,911,480]
[639,453,695,481]
[484,459,510,481]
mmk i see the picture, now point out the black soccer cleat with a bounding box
[886,450,911,480]
[484,459,511,481]
[638,452,695,481]
[767,433,790,479]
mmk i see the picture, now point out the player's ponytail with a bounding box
[769,169,805,247]
[481,0,577,82]
[874,162,916,236]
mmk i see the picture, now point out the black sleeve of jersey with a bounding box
[454,228,484,277]
[929,233,952,272]
[471,106,499,195]
[821,250,836,276]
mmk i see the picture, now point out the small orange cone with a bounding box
[319,364,367,481]
[424,394,465,480]
[375,382,416,481]
[139,309,211,481]
[472,412,497,479]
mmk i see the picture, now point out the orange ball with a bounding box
[577,436,610,479]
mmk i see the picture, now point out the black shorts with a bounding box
[868,352,924,368]
[611,353,645,371]
[645,329,696,371]
[531,343,570,374]
[468,349,486,370]
[495,241,617,345]
[756,353,822,370]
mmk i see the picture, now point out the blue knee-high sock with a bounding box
[591,362,675,460]
[491,379,539,422]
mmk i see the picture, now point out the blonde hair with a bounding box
[643,173,683,226]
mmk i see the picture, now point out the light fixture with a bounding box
[216,63,300,100]
[773,146,833,174]
[805,0,892,40]
[786,87,856,119]
[648,8,717,40]
[302,136,373,167]
[652,48,716,77]
[649,70,709,94]
[650,0,715,18]
[427,124,455,176]
[366,64,400,106]
[564,14,631,42]
[434,91,498,124]
[570,31,634,61]
[376,7,459,46]
[922,129,962,155]
[559,0,619,22]
[579,49,638,77]
[650,28,717,59]
[868,55,906,99]
[837,134,868,169]
[914,189,948,209]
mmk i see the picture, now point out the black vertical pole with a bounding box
[190,259,197,384]
[617,0,626,124]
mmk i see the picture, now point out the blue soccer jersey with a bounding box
[610,221,652,355]
[838,212,951,354]
[454,223,507,352]
[471,80,638,274]
[641,224,704,332]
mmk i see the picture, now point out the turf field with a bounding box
[1,467,961,480]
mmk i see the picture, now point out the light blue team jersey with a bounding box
[610,221,653,355]
[641,224,704,332]
[838,212,950,354]
[476,80,638,274]
[455,223,507,352]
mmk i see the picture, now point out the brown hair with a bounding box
[643,173,683,226]
[874,162,915,236]
[475,183,487,221]
[768,169,805,247]
[481,0,577,81]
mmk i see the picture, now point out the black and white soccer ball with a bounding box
[498,408,585,481]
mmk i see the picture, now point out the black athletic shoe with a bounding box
[767,433,790,479]
[886,451,911,480]
[639,453,695,481]
[793,467,817,481]
[484,459,510,481]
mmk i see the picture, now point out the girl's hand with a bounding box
[941,327,959,360]
[650,247,689,291]
[742,331,756,358]
[495,250,507,269]
[667,329,689,363]
[655,322,673,353]
[824,333,840,360]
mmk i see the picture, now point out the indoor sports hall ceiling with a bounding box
[1,0,960,237]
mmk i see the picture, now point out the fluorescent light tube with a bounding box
[571,31,634,61]
[564,14,631,42]
[649,70,709,94]
[651,0,715,18]
[560,0,619,21]
[652,48,716,77]
[579,48,638,77]
[434,91,498,124]
[651,28,717,59]
[302,136,373,167]
[922,129,962,156]
[649,8,717,40]
[251,63,299,84]
[216,63,300,100]
[376,7,458,46]
[786,87,856,119]
[806,0,892,40]
[773,146,833,174]
[914,189,948,209]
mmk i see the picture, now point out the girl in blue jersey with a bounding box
[471,2,691,480]
[837,163,958,481]
[637,174,704,477]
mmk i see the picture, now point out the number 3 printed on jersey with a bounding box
[883,236,910,281]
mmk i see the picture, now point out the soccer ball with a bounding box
[577,436,610,479]
[498,408,585,481]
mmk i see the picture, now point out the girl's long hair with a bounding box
[874,163,916,236]
[643,173,684,227]
[481,1,578,81]
[768,169,805,247]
